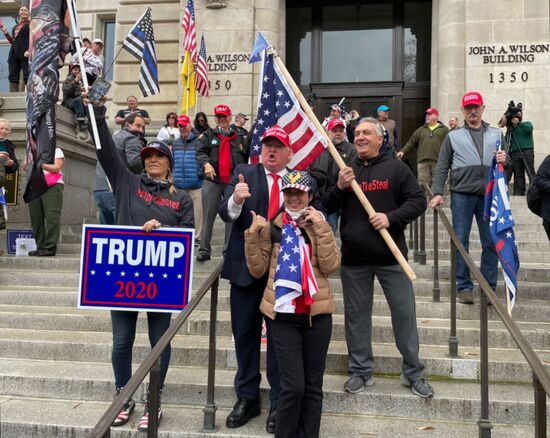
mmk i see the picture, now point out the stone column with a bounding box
[432,0,466,122]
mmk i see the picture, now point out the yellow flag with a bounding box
[181,50,196,115]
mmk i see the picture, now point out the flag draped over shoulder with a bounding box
[195,34,209,97]
[24,0,71,203]
[484,159,520,313]
[181,51,196,115]
[121,8,160,97]
[249,52,327,169]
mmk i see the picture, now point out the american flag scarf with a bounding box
[273,212,319,313]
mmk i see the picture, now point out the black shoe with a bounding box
[37,249,56,257]
[266,407,276,434]
[226,398,261,428]
[196,253,210,261]
[28,250,40,256]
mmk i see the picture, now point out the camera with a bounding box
[504,100,523,125]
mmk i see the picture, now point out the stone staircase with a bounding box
[0,197,549,437]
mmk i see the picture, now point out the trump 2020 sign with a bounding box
[79,225,194,313]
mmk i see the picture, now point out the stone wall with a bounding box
[433,0,550,163]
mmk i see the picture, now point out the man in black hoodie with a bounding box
[323,117,433,399]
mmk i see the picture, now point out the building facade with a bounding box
[0,0,548,161]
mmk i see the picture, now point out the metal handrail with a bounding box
[90,261,224,438]
[424,184,550,436]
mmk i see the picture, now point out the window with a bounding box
[404,2,432,82]
[0,14,17,92]
[321,4,393,83]
[286,8,312,86]
[102,20,115,81]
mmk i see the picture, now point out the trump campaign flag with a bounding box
[484,158,520,314]
[24,0,71,203]
[248,50,327,169]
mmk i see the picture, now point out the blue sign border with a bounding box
[78,224,195,313]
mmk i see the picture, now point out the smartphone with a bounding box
[88,77,111,104]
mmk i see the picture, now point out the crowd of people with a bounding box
[0,77,542,435]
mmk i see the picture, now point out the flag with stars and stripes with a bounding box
[484,158,520,313]
[249,52,327,169]
[121,8,160,97]
[273,218,318,313]
[195,34,209,97]
[181,0,197,62]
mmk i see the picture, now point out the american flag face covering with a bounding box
[273,213,319,313]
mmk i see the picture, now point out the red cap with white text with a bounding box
[461,91,484,107]
[261,125,291,147]
[214,104,232,117]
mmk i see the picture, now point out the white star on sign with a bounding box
[134,272,140,277]
[149,272,154,278]
[121,271,126,277]
[106,271,111,276]
[90,270,96,275]
[177,274,182,279]
[282,253,290,262]
[289,263,297,272]
[163,273,168,279]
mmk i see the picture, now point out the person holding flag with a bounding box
[244,170,340,438]
[430,91,508,305]
[484,157,520,314]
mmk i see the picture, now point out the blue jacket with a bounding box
[172,132,203,190]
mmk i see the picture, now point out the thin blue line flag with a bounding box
[249,30,270,64]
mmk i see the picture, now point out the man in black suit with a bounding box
[219,125,295,433]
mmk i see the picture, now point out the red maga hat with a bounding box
[327,119,345,131]
[461,91,484,107]
[214,104,232,117]
[261,125,290,147]
[177,115,191,127]
[426,107,439,115]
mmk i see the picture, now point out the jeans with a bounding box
[111,310,172,390]
[63,97,87,118]
[450,192,498,292]
[272,313,332,438]
[93,190,116,225]
[340,264,424,381]
[327,211,339,233]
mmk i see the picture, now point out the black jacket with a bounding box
[535,154,550,222]
[308,140,356,196]
[196,127,243,183]
[323,153,426,266]
[92,107,194,229]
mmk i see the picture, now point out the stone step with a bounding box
[413,262,550,282]
[423,248,550,263]
[1,284,549,324]
[0,328,548,383]
[1,358,548,426]
[0,305,548,350]
[0,396,535,438]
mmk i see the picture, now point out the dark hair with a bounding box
[194,112,210,132]
[165,112,178,127]
[124,113,145,128]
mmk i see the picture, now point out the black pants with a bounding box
[230,279,280,407]
[506,149,535,195]
[272,313,332,438]
[8,56,29,85]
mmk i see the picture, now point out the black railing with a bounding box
[90,261,224,438]
[417,184,550,437]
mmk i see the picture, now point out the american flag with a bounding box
[181,0,197,61]
[121,8,160,97]
[273,219,318,313]
[484,153,520,313]
[249,52,327,169]
[195,34,209,97]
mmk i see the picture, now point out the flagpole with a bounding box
[186,53,190,115]
[66,0,101,150]
[270,49,416,281]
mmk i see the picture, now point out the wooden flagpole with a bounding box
[271,49,416,281]
[505,284,512,317]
